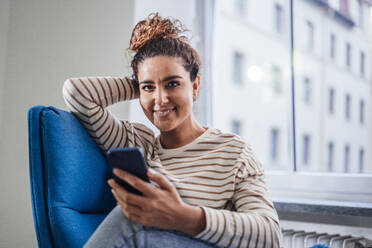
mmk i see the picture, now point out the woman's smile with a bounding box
[154,107,177,119]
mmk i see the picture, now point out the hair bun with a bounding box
[129,13,189,53]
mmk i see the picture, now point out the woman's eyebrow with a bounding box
[162,75,183,82]
[139,75,183,85]
[139,80,154,85]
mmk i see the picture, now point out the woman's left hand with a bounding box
[108,168,205,236]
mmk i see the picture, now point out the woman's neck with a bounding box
[159,117,206,149]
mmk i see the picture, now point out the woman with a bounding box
[63,13,282,248]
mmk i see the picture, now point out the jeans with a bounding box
[84,205,217,248]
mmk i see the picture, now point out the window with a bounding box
[231,120,242,136]
[212,0,372,203]
[345,94,351,120]
[359,99,364,125]
[303,77,311,104]
[357,0,363,28]
[302,135,310,166]
[270,129,279,161]
[359,148,364,173]
[344,145,350,173]
[233,51,244,85]
[274,3,283,34]
[272,65,282,94]
[305,20,314,51]
[330,33,336,59]
[329,88,335,114]
[360,51,365,77]
[328,142,334,172]
[346,42,351,68]
[235,0,246,16]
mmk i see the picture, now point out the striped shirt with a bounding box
[62,76,282,248]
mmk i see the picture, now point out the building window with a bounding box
[329,88,335,114]
[272,65,282,94]
[274,3,283,34]
[357,0,363,28]
[306,20,314,51]
[302,135,310,166]
[359,148,364,173]
[233,51,244,85]
[360,51,365,77]
[344,144,350,173]
[270,128,279,161]
[330,33,336,59]
[235,0,246,16]
[231,120,242,136]
[359,99,364,125]
[303,77,312,104]
[346,42,351,68]
[328,142,334,172]
[345,94,351,120]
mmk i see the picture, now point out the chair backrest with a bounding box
[28,106,116,248]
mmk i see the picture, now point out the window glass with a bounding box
[293,0,370,173]
[330,33,336,59]
[235,0,246,16]
[213,0,371,175]
[345,94,351,120]
[233,51,244,85]
[271,128,279,162]
[305,20,314,51]
[231,120,242,136]
[359,148,364,173]
[213,1,291,171]
[360,51,365,77]
[329,88,335,114]
[346,42,351,68]
[328,142,334,172]
[274,3,284,34]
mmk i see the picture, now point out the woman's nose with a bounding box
[154,88,169,105]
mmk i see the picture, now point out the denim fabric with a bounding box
[84,205,216,248]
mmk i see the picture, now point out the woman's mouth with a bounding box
[154,107,176,118]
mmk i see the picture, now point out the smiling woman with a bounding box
[62,13,282,248]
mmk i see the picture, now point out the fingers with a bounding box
[111,189,142,220]
[113,169,156,197]
[108,179,148,207]
[147,169,175,193]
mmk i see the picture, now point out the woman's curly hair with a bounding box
[128,13,201,84]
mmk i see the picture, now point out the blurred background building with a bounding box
[213,0,372,173]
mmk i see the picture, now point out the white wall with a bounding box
[0,1,134,247]
[0,0,10,133]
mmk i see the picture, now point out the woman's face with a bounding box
[137,56,200,132]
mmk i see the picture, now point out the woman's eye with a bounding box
[167,81,180,88]
[142,85,154,91]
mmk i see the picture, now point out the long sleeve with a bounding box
[194,144,282,248]
[62,76,154,155]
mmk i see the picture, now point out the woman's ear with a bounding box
[192,75,201,101]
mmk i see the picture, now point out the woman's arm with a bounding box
[62,77,153,154]
[194,145,282,248]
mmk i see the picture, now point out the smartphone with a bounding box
[107,147,150,195]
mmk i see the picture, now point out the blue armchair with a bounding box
[28,106,116,248]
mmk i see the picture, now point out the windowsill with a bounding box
[273,197,372,228]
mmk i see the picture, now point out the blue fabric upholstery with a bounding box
[28,106,116,248]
